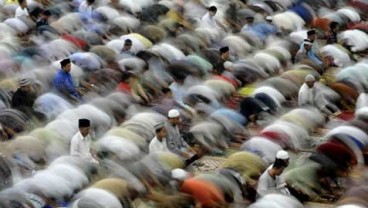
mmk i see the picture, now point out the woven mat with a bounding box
[186,156,226,175]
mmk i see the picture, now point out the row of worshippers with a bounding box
[69,109,198,166]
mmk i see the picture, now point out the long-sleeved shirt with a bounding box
[70,132,92,160]
[53,69,81,100]
[165,122,190,155]
[149,136,170,154]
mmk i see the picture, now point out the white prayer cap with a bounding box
[266,16,273,21]
[276,150,289,160]
[305,74,315,82]
[171,168,189,181]
[168,109,180,118]
[223,61,234,69]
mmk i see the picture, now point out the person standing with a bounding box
[70,119,98,163]
[149,122,170,154]
[53,59,82,101]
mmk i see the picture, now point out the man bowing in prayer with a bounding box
[70,119,98,163]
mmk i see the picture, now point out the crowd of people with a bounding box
[0,0,368,207]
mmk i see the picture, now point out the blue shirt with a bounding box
[53,69,81,99]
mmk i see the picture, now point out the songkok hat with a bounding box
[171,168,189,181]
[60,58,71,67]
[307,29,316,36]
[305,74,315,82]
[124,39,132,44]
[19,78,30,87]
[220,46,229,54]
[276,150,289,160]
[79,119,90,128]
[168,109,180,118]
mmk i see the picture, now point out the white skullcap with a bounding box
[168,109,180,118]
[276,150,289,160]
[305,74,315,82]
[171,168,189,181]
[223,61,234,69]
[266,16,273,21]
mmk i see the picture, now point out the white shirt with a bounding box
[257,166,290,198]
[70,132,93,160]
[15,7,29,18]
[201,12,218,29]
[149,136,170,154]
[79,1,93,17]
[298,83,328,110]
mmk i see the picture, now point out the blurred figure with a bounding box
[70,119,98,163]
[177,174,226,208]
[15,0,29,19]
[298,74,340,117]
[53,59,83,102]
[79,0,95,19]
[241,16,255,31]
[149,122,170,154]
[257,157,288,198]
[115,71,133,94]
[201,6,219,29]
[214,46,230,75]
[11,79,36,115]
[121,39,135,56]
[306,29,323,66]
[326,21,339,45]
[295,39,313,63]
[36,10,51,28]
[165,109,197,165]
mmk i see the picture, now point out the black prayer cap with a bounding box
[220,46,229,54]
[307,29,316,36]
[79,119,90,128]
[60,58,71,67]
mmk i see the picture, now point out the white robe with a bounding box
[201,12,218,29]
[149,136,170,154]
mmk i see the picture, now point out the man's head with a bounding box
[208,6,217,17]
[220,46,230,60]
[330,21,339,33]
[305,74,315,88]
[19,78,31,92]
[276,150,290,167]
[171,168,190,183]
[272,158,287,176]
[123,39,132,51]
[307,29,316,42]
[41,10,51,20]
[78,119,91,137]
[303,39,313,51]
[18,0,27,8]
[60,59,71,73]
[154,122,167,141]
[168,109,181,126]
[87,0,95,5]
